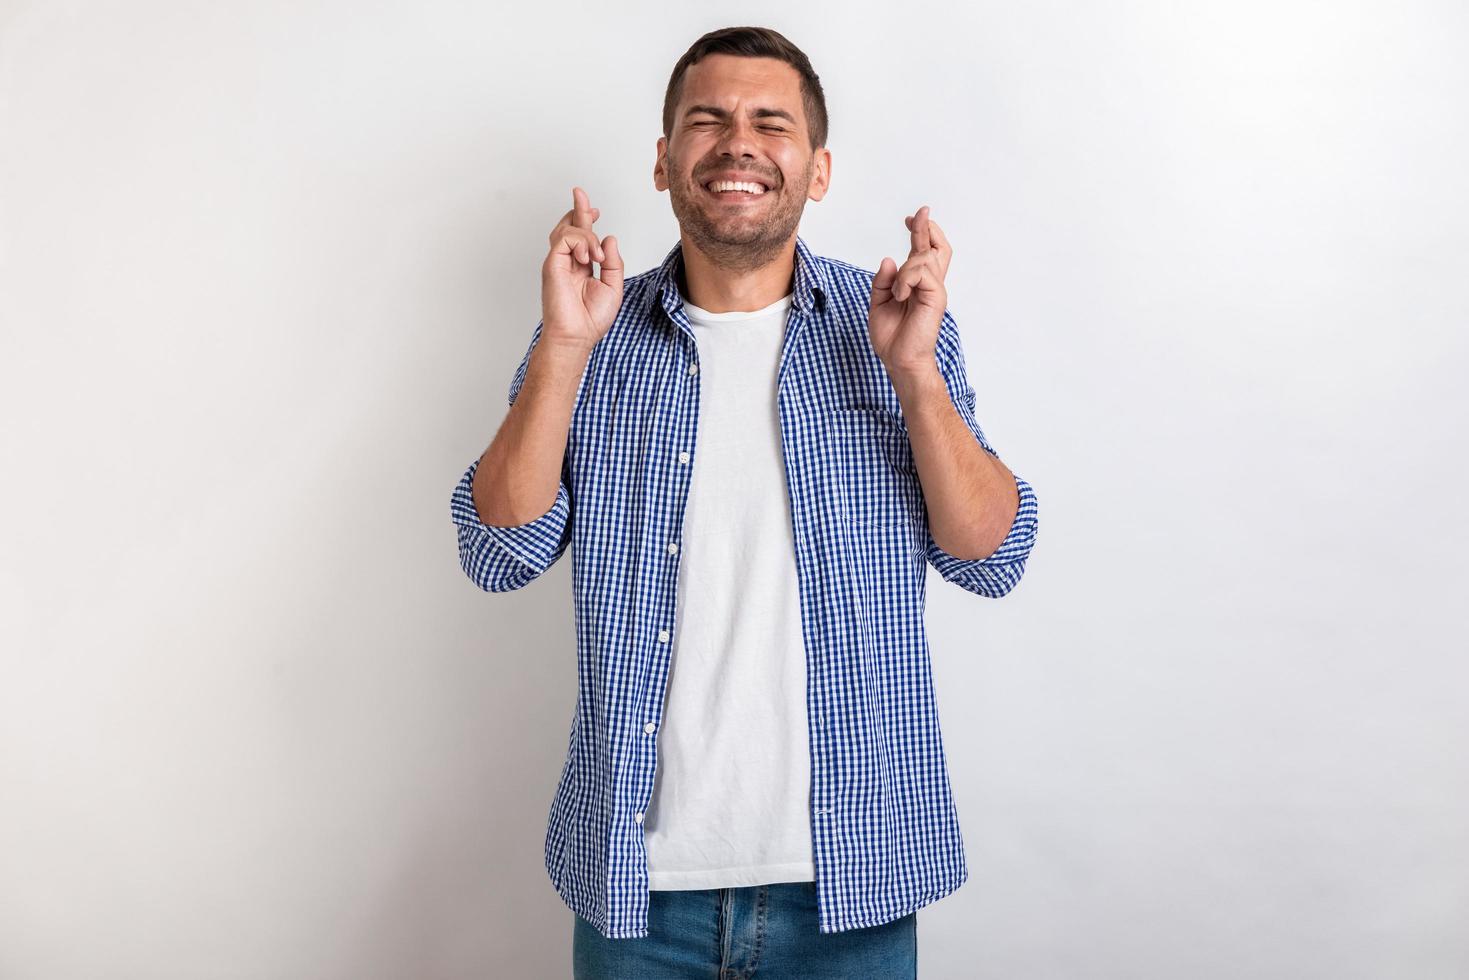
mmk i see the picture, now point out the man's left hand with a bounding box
[869,204,952,377]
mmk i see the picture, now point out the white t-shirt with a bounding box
[642,290,816,890]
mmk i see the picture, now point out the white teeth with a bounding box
[706,180,767,194]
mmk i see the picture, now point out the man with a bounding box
[450,25,1039,978]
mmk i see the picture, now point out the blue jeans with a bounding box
[572,880,917,979]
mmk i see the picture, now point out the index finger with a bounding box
[571,186,596,230]
[926,218,952,278]
[909,205,932,255]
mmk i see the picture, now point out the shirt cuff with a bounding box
[450,455,571,578]
[926,471,1039,595]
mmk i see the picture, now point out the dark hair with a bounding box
[662,26,828,152]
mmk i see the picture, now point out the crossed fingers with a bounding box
[891,205,951,303]
[550,186,605,266]
[903,205,951,274]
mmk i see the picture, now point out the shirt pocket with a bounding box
[827,408,926,542]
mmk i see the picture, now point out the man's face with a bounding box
[654,54,831,271]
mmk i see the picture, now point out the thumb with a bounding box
[871,257,896,302]
[598,234,625,294]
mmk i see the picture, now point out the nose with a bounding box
[713,115,759,161]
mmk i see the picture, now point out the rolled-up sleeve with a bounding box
[450,320,574,593]
[924,310,1040,597]
[451,456,572,592]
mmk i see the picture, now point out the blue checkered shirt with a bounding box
[450,235,1040,939]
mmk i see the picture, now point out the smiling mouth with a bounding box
[701,179,772,203]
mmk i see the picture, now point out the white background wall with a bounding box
[2,2,1465,977]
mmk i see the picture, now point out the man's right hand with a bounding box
[541,186,624,352]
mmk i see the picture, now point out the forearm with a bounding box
[472,337,590,527]
[891,364,1019,561]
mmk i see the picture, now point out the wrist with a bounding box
[885,357,943,394]
[537,337,597,363]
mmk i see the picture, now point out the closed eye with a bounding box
[690,121,787,133]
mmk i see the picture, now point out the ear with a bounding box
[653,136,669,191]
[806,147,832,203]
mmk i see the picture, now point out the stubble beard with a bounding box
[666,148,812,276]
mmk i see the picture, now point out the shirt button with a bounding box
[644,722,656,734]
[658,629,670,643]
[678,451,690,464]
[687,363,698,375]
[666,541,678,555]
[635,811,645,823]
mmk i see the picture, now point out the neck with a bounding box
[676,233,796,313]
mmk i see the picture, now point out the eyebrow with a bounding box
[684,104,797,126]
